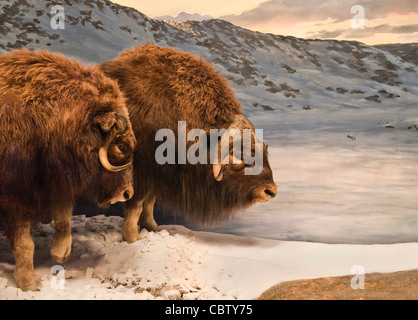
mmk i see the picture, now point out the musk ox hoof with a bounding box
[50,235,72,264]
[122,229,141,244]
[15,271,42,292]
[140,220,160,233]
[123,232,141,244]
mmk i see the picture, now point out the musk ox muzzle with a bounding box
[111,185,134,204]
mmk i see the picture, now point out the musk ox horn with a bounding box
[212,114,254,181]
[98,129,131,172]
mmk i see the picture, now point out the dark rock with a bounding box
[261,105,274,111]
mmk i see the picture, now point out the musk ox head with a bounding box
[175,113,277,225]
[93,114,136,208]
[76,79,137,208]
[211,114,277,203]
[45,55,138,208]
[152,114,277,226]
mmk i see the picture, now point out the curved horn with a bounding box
[98,129,131,172]
[212,114,254,181]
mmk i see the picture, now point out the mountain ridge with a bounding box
[155,11,213,22]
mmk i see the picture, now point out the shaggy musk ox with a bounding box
[100,44,277,243]
[0,50,136,291]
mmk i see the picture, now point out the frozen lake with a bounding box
[198,106,418,244]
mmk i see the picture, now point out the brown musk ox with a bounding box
[100,44,277,243]
[0,50,136,291]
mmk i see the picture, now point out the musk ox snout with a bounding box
[111,186,134,204]
[260,184,278,202]
[265,187,277,198]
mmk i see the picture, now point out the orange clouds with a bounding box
[221,0,418,44]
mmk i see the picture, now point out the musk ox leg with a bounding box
[50,207,73,264]
[139,195,159,232]
[11,219,41,291]
[122,197,144,243]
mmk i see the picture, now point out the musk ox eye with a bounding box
[118,144,125,152]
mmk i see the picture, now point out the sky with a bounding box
[114,0,418,45]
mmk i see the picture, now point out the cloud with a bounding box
[308,29,345,39]
[308,23,418,40]
[221,0,418,27]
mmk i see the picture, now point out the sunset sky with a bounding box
[114,0,418,45]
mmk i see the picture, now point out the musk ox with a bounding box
[0,50,136,291]
[100,44,277,243]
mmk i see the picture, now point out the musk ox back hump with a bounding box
[100,43,242,131]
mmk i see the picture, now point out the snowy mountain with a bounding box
[1,0,417,115]
[155,11,213,22]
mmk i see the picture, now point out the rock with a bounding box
[303,105,311,110]
[280,63,296,74]
[336,87,348,94]
[261,105,274,111]
[378,90,395,98]
[164,289,182,300]
[258,269,418,300]
[183,292,200,300]
[365,95,381,103]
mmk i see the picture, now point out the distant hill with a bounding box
[155,11,213,22]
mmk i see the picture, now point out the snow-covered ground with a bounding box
[1,215,417,300]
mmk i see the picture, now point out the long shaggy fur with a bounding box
[0,50,136,290]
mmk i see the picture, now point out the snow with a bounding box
[1,215,417,300]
